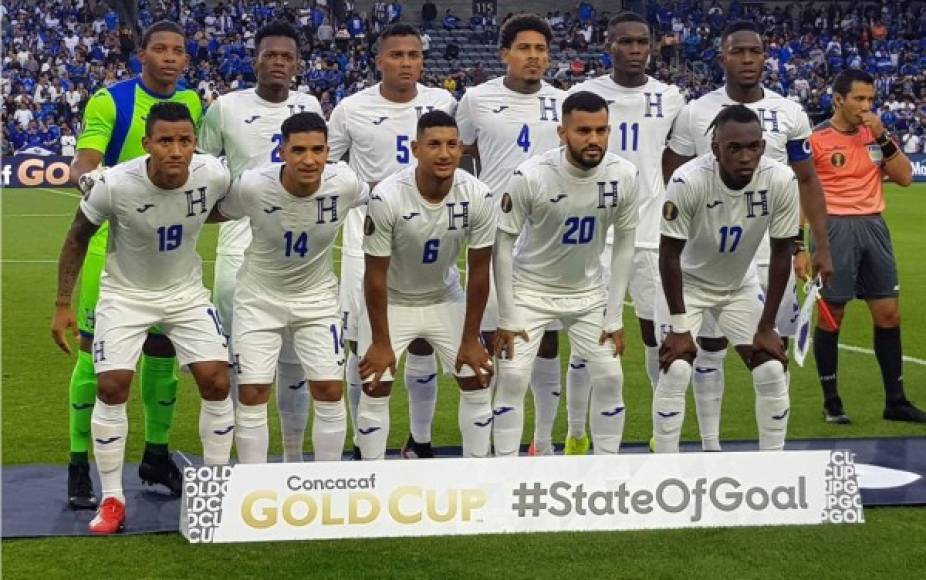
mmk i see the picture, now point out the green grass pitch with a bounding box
[2,185,926,578]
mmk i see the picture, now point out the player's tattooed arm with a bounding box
[790,159,833,286]
[52,208,100,354]
[457,246,493,384]
[359,255,396,388]
[658,235,697,371]
[69,149,104,188]
[753,237,791,364]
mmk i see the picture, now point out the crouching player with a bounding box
[52,103,234,533]
[358,110,496,459]
[212,112,368,463]
[653,105,799,453]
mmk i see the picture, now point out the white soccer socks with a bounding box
[312,399,347,461]
[404,353,438,444]
[752,360,790,451]
[492,364,531,456]
[587,360,626,455]
[565,355,591,440]
[91,399,128,502]
[652,359,693,453]
[276,361,309,462]
[459,388,493,458]
[200,397,234,465]
[235,402,269,464]
[346,351,363,444]
[357,392,390,460]
[692,347,726,451]
[529,355,561,454]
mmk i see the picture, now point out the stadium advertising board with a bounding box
[910,153,926,182]
[181,450,863,543]
[2,154,73,188]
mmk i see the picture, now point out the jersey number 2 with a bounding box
[271,133,283,162]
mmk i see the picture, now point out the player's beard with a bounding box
[567,142,604,170]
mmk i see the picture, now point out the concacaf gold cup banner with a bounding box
[181,450,863,543]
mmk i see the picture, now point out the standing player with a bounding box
[198,21,324,462]
[52,103,234,534]
[566,11,684,454]
[65,21,202,508]
[654,105,798,453]
[809,69,925,423]
[661,20,832,451]
[328,23,456,459]
[213,113,368,463]
[357,111,495,460]
[492,92,638,457]
[455,13,565,457]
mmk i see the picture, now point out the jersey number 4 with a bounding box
[157,225,183,252]
[562,216,595,245]
[517,124,531,152]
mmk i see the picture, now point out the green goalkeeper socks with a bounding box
[68,350,98,465]
[140,354,179,451]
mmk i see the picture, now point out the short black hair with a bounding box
[377,23,421,51]
[281,112,328,140]
[255,20,301,52]
[145,102,194,135]
[708,104,760,137]
[833,69,874,96]
[721,20,762,45]
[562,91,609,117]
[141,21,185,49]
[499,13,552,50]
[416,110,457,136]
[608,11,649,30]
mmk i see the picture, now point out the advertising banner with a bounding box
[2,154,73,188]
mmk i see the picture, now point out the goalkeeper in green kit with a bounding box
[61,21,203,508]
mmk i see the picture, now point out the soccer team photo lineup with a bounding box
[3,0,926,556]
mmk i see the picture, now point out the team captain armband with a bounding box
[786,138,812,163]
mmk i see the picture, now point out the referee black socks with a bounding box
[814,326,841,409]
[874,325,906,406]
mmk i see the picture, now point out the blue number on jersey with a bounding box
[718,226,743,253]
[157,224,183,251]
[562,216,595,245]
[422,239,440,263]
[283,231,309,257]
[516,124,531,153]
[618,122,639,152]
[396,135,410,164]
[329,323,343,355]
[271,133,283,162]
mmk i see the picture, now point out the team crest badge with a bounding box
[831,152,846,168]
[501,192,513,213]
[363,215,375,235]
[662,201,678,221]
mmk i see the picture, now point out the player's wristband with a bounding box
[669,314,690,334]
[879,139,899,160]
[792,239,806,255]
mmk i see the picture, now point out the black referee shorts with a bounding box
[814,214,899,304]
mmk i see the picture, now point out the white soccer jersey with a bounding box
[328,83,457,257]
[661,154,799,292]
[79,154,230,296]
[456,76,565,193]
[198,88,323,255]
[499,148,639,297]
[218,162,369,295]
[363,167,496,306]
[569,75,684,249]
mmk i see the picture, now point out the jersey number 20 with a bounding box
[562,216,595,245]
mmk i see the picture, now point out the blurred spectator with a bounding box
[422,2,437,30]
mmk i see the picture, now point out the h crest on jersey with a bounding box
[185,187,209,217]
[744,189,770,218]
[644,93,664,118]
[415,105,436,118]
[316,196,339,224]
[756,108,781,133]
[538,97,559,121]
[287,104,310,116]
[446,201,469,230]
[597,181,620,208]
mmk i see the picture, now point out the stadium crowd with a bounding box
[3,0,926,156]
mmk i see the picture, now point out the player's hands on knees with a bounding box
[658,331,697,372]
[811,247,834,287]
[599,328,625,357]
[51,305,78,354]
[752,327,787,364]
[358,342,396,388]
[455,337,494,387]
[793,250,811,282]
[494,328,528,360]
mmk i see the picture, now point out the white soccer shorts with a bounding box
[214,252,302,364]
[358,300,477,383]
[655,277,764,347]
[696,265,798,339]
[339,253,365,342]
[601,244,660,321]
[233,283,345,385]
[497,291,620,372]
[481,273,562,334]
[92,287,229,373]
